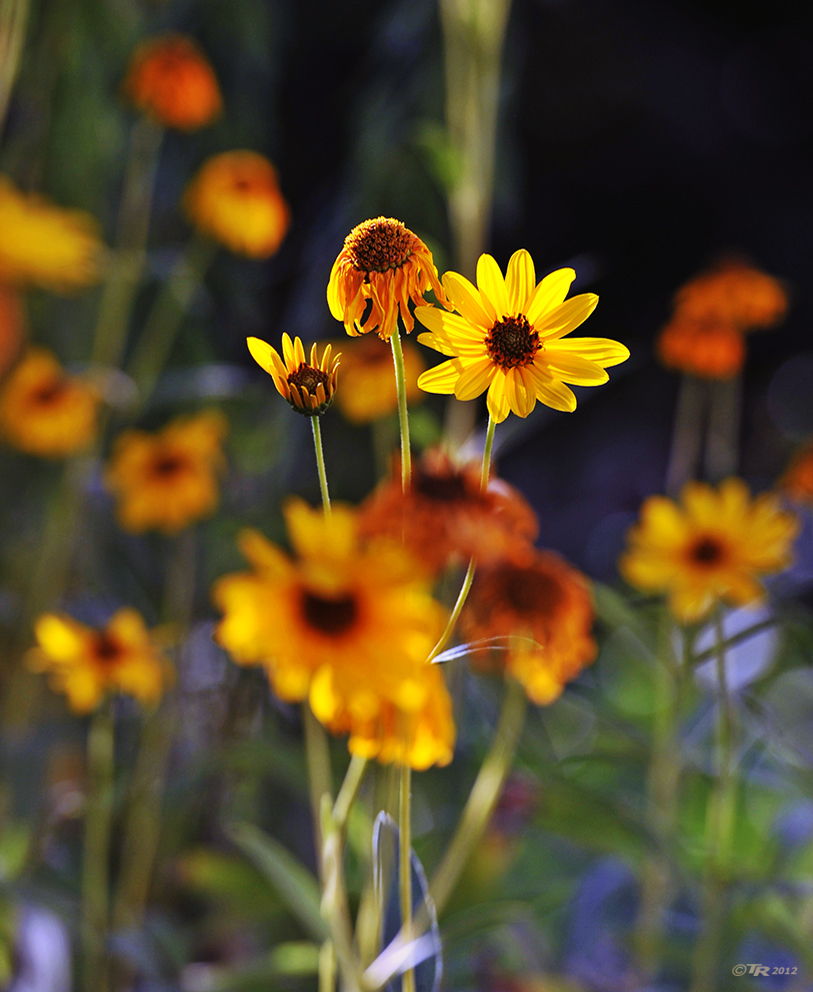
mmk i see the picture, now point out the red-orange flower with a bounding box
[656,317,746,380]
[672,259,787,333]
[780,442,813,505]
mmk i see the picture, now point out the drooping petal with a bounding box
[525,268,576,325]
[545,336,630,367]
[540,350,609,385]
[441,271,492,329]
[418,359,465,394]
[526,364,577,412]
[476,254,510,320]
[486,372,511,422]
[535,294,599,340]
[453,358,495,401]
[513,366,538,417]
[506,249,536,313]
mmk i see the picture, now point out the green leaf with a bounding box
[183,942,320,992]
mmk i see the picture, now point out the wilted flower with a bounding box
[417,250,629,423]
[104,410,227,534]
[673,259,787,333]
[331,334,424,424]
[656,317,746,380]
[184,151,290,258]
[247,334,339,416]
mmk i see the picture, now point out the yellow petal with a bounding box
[441,271,492,329]
[418,360,464,394]
[247,336,275,373]
[293,337,306,365]
[506,249,536,313]
[415,306,486,342]
[540,350,609,385]
[526,366,577,412]
[536,294,599,339]
[513,366,538,417]
[525,268,576,325]
[453,358,495,401]
[476,254,510,320]
[281,333,296,368]
[486,372,510,422]
[545,336,630,367]
[34,614,87,661]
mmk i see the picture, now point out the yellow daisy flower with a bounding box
[416,250,630,423]
[620,478,798,624]
[327,217,447,340]
[28,609,172,714]
[104,410,227,535]
[247,334,339,416]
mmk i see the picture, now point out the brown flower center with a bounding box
[486,315,540,369]
[689,536,726,567]
[344,218,414,274]
[413,468,469,502]
[503,567,563,616]
[93,633,124,667]
[288,363,329,395]
[301,590,358,636]
[151,453,186,478]
[32,379,68,406]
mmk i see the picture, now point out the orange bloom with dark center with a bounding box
[780,443,813,504]
[247,334,339,416]
[330,335,425,423]
[360,447,539,574]
[0,347,100,457]
[460,548,597,705]
[656,317,746,380]
[123,34,222,131]
[672,259,787,333]
[327,217,447,340]
[184,152,290,258]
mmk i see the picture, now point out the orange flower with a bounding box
[123,34,222,131]
[0,347,100,457]
[184,151,290,258]
[247,334,339,416]
[361,447,538,574]
[327,217,447,340]
[780,443,813,504]
[460,548,597,705]
[104,410,227,534]
[331,334,424,424]
[656,317,746,380]
[672,259,787,333]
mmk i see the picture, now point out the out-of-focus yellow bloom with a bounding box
[0,347,100,457]
[417,250,629,423]
[123,34,222,131]
[330,334,424,423]
[28,609,172,713]
[104,410,227,535]
[247,334,339,416]
[327,217,447,341]
[213,499,454,768]
[673,260,787,333]
[183,152,289,258]
[657,317,745,380]
[460,548,596,705]
[621,478,798,623]
[0,177,102,291]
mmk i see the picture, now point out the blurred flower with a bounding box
[460,548,597,704]
[673,259,787,333]
[247,334,339,416]
[417,250,629,423]
[213,499,453,767]
[780,442,813,504]
[0,177,102,291]
[656,317,745,380]
[327,217,447,340]
[0,285,23,377]
[104,409,227,534]
[28,609,172,713]
[0,347,100,457]
[331,334,424,423]
[360,447,538,574]
[123,34,222,131]
[620,478,798,623]
[184,151,289,258]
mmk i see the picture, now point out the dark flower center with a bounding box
[32,379,68,405]
[498,566,563,616]
[689,536,725,566]
[288,363,329,395]
[152,453,186,477]
[93,633,123,666]
[414,469,469,502]
[486,315,540,369]
[301,591,358,635]
[345,218,414,273]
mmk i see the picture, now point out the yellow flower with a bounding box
[620,478,798,623]
[104,410,227,534]
[247,334,339,415]
[183,152,290,258]
[416,250,630,423]
[331,334,424,424]
[0,347,100,457]
[327,217,447,341]
[0,176,102,291]
[28,609,172,713]
[213,499,454,767]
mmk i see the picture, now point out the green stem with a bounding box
[665,375,707,499]
[691,616,778,664]
[430,676,527,915]
[311,415,332,518]
[333,755,368,832]
[303,704,334,878]
[399,761,415,992]
[390,327,411,492]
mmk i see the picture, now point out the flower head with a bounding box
[184,152,290,258]
[657,317,746,380]
[416,250,629,423]
[247,334,339,416]
[360,447,538,574]
[123,34,222,131]
[673,260,787,333]
[0,347,100,457]
[0,177,102,291]
[327,217,447,340]
[331,334,424,423]
[213,499,453,767]
[28,609,172,713]
[104,410,227,534]
[460,549,596,705]
[620,478,798,623]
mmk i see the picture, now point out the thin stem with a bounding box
[480,415,496,492]
[665,375,707,498]
[303,705,334,880]
[399,761,415,992]
[333,755,368,832]
[705,376,742,483]
[691,615,777,664]
[430,676,527,915]
[390,327,411,492]
[311,415,332,518]
[319,940,336,992]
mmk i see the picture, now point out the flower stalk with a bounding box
[390,326,412,492]
[311,415,332,518]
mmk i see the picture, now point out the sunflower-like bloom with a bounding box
[28,609,172,713]
[213,499,454,768]
[673,260,787,333]
[416,250,629,423]
[331,335,425,423]
[184,152,290,258]
[0,347,100,457]
[620,478,798,623]
[360,447,538,574]
[123,34,222,131]
[460,549,597,705]
[0,177,102,291]
[247,334,339,416]
[327,217,447,341]
[657,317,746,380]
[104,410,228,534]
